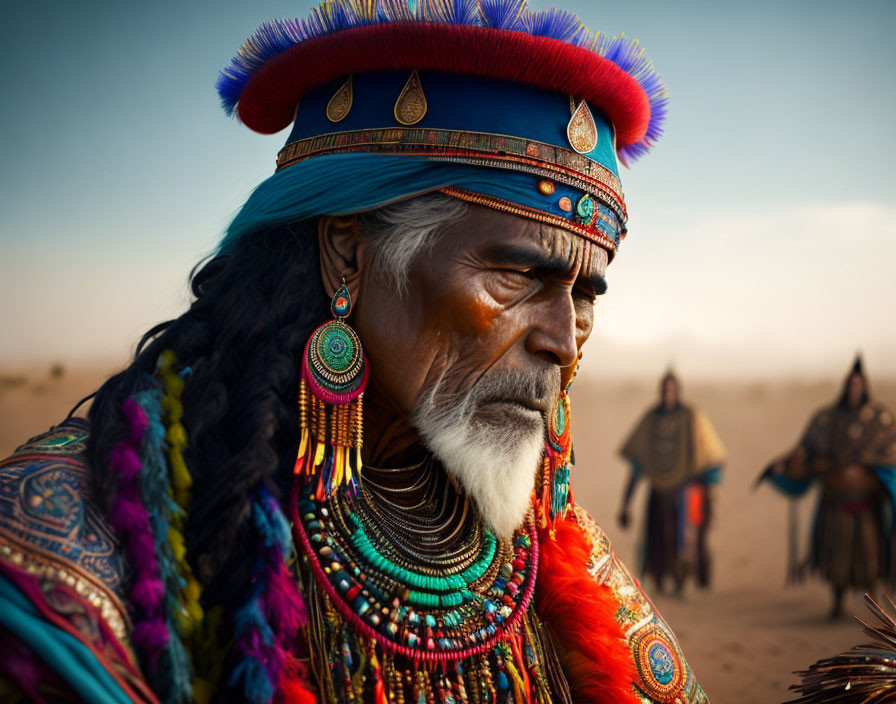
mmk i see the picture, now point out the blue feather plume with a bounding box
[522,7,586,44]
[479,0,526,30]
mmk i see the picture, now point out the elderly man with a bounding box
[0,2,707,703]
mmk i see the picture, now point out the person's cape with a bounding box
[620,404,726,491]
[801,401,896,470]
[764,400,896,503]
[0,420,708,704]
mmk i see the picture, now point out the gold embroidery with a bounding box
[0,536,129,642]
[394,70,428,126]
[567,100,598,154]
[326,75,354,123]
[573,505,709,704]
[275,127,626,212]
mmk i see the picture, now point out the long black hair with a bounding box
[87,219,327,632]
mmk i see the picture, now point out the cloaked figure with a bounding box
[761,356,896,619]
[617,372,726,594]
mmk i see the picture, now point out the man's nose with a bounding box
[523,295,578,370]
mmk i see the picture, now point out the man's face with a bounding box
[662,378,679,410]
[354,203,606,536]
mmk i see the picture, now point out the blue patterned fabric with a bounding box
[0,574,133,704]
[0,419,125,599]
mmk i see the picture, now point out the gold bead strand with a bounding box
[294,379,311,476]
[465,660,481,704]
[313,396,327,468]
[337,402,350,490]
[352,394,364,479]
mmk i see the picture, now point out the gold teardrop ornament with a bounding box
[326,75,354,123]
[567,99,598,154]
[394,70,427,126]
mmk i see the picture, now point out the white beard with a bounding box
[412,375,553,540]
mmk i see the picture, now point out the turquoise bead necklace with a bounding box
[294,469,537,656]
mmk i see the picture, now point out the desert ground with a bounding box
[2,364,894,703]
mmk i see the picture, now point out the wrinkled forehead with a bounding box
[529,217,610,279]
[459,206,610,280]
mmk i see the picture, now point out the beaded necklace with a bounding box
[352,498,482,572]
[289,465,558,703]
[334,488,483,579]
[360,485,476,550]
[356,458,481,569]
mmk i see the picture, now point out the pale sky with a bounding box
[1,0,894,380]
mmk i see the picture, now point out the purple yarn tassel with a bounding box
[107,397,171,667]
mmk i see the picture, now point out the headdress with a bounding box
[850,353,865,378]
[218,0,667,270]
[660,366,679,385]
[838,352,870,407]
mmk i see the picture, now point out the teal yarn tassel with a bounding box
[229,486,307,703]
[134,387,193,704]
[551,464,571,520]
[229,657,274,704]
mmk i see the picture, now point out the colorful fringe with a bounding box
[106,398,171,668]
[158,351,193,509]
[133,387,193,703]
[157,351,213,700]
[104,351,212,703]
[228,485,309,704]
[536,516,640,704]
[110,350,311,703]
[157,352,203,636]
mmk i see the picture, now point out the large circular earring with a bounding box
[294,278,369,500]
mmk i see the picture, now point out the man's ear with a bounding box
[318,215,365,297]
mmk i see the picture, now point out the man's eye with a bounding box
[573,288,597,304]
[497,268,536,280]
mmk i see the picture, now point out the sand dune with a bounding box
[2,365,894,703]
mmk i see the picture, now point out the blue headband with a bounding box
[222,153,624,257]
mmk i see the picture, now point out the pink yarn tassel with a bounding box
[107,397,171,667]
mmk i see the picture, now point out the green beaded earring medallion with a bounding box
[294,278,369,500]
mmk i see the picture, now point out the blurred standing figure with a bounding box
[763,356,896,618]
[617,372,726,594]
